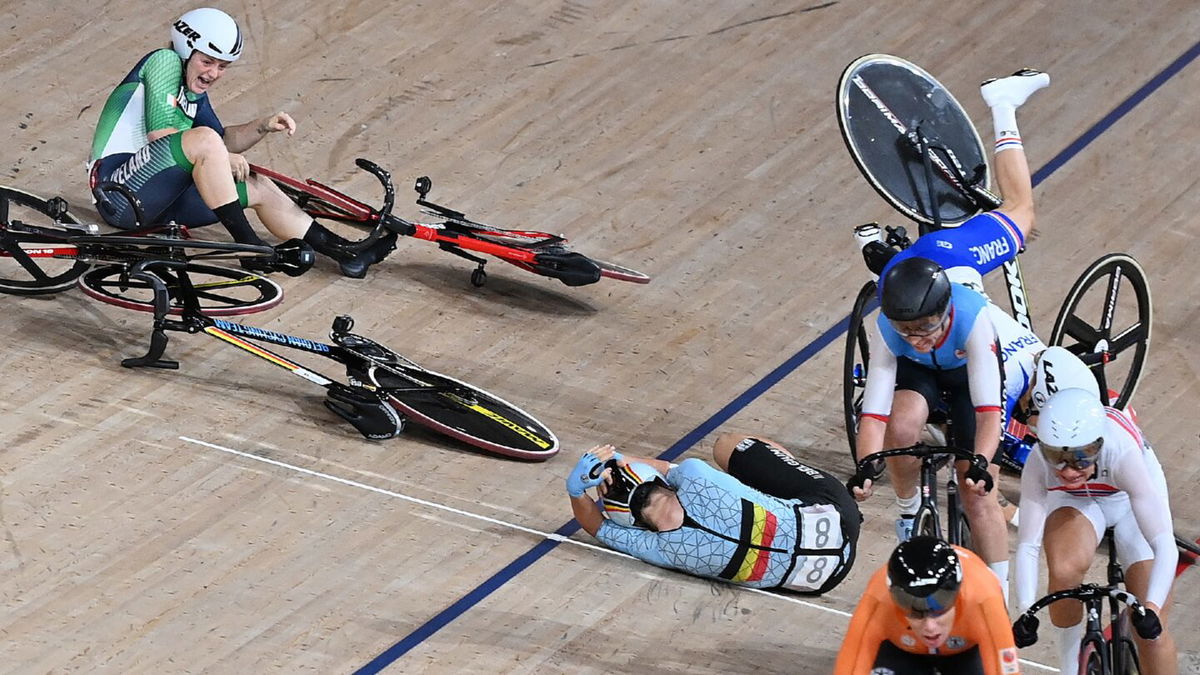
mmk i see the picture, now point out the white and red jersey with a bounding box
[1015,407,1176,611]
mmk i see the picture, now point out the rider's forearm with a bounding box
[972,410,1002,460]
[619,455,673,476]
[222,120,269,153]
[570,494,605,537]
[854,416,886,462]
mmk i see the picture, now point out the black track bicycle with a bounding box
[1012,529,1160,675]
[848,443,975,546]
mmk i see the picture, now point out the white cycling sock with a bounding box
[895,493,920,516]
[1057,621,1085,675]
[992,105,1022,154]
[987,560,1010,606]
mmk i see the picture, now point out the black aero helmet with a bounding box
[879,256,952,322]
[887,536,962,614]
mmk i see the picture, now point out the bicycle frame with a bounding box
[251,159,649,287]
[852,444,975,545]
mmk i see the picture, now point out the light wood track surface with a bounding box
[0,1,1197,672]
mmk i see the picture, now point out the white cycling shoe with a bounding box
[981,69,1050,108]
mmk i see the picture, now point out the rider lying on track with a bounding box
[1016,388,1177,675]
[566,434,861,594]
[88,8,395,278]
[834,536,1020,675]
[850,69,1051,602]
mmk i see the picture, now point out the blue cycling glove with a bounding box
[566,450,621,497]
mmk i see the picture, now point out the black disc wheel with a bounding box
[383,367,559,462]
[837,54,991,227]
[1050,253,1151,409]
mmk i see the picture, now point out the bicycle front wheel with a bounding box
[843,280,876,462]
[77,263,283,316]
[0,186,90,295]
[385,368,559,461]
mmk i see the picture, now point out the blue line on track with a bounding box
[356,38,1200,673]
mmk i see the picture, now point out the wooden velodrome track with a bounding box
[0,0,1197,672]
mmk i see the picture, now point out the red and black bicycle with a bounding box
[253,158,650,288]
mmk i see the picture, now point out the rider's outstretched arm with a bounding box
[980,71,1050,242]
[223,112,296,153]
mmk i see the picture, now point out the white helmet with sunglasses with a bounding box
[1036,387,1106,468]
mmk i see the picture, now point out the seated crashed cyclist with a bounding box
[565,433,861,594]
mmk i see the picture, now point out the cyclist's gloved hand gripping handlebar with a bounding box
[964,453,994,493]
[1132,606,1163,640]
[1011,613,1039,648]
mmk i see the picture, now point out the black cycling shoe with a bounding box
[339,231,398,279]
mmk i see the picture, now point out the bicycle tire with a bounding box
[914,508,939,540]
[77,263,283,316]
[843,280,876,461]
[0,186,90,295]
[1082,641,1106,675]
[1049,253,1151,409]
[837,54,990,226]
[594,258,651,284]
[1112,636,1141,675]
[383,368,559,461]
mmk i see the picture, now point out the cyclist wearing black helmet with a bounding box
[850,69,1054,603]
[835,537,1019,675]
[565,434,861,594]
[853,254,1012,594]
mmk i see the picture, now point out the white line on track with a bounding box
[180,435,1057,671]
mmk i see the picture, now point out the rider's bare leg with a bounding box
[883,390,926,538]
[181,127,264,245]
[1125,560,1178,675]
[1043,506,1096,674]
[980,70,1049,242]
[244,173,310,240]
[243,172,397,279]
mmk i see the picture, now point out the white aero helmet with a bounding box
[1037,387,1106,449]
[172,8,244,62]
[602,462,668,528]
[1031,346,1100,410]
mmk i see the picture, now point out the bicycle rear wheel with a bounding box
[1050,253,1151,409]
[843,280,876,461]
[594,258,651,284]
[0,186,90,295]
[837,54,990,227]
[383,367,559,461]
[77,263,283,316]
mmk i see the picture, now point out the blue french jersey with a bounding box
[876,282,989,369]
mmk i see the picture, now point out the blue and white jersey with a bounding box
[881,211,1025,295]
[876,283,989,370]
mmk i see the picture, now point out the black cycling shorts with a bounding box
[894,358,977,451]
[726,437,861,542]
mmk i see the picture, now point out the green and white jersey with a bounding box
[90,48,224,164]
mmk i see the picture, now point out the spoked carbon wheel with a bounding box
[594,258,651,284]
[77,263,283,316]
[844,280,876,461]
[0,186,90,295]
[384,368,559,461]
[837,54,990,227]
[1050,253,1151,409]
